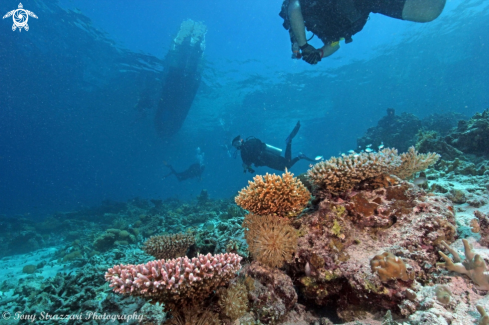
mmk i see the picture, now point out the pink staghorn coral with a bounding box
[105,253,242,309]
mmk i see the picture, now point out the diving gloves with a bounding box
[300,43,322,65]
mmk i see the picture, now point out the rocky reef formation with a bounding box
[357,108,421,153]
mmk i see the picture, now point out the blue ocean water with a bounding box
[0,0,487,218]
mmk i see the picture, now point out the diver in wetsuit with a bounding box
[280,0,446,64]
[163,163,205,181]
[232,121,319,173]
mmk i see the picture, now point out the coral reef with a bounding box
[307,147,439,194]
[357,109,421,153]
[242,214,298,268]
[105,253,242,310]
[474,210,489,247]
[307,148,401,193]
[293,182,456,319]
[392,146,440,179]
[370,252,414,282]
[143,233,195,259]
[235,170,310,217]
[245,262,301,324]
[164,306,220,325]
[445,109,489,157]
[218,281,248,322]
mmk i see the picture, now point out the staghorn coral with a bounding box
[235,169,310,217]
[105,253,242,310]
[307,148,401,193]
[143,233,195,259]
[392,146,440,179]
[438,239,489,290]
[218,282,248,321]
[370,252,414,282]
[243,214,298,268]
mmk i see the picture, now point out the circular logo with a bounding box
[13,9,28,28]
[2,311,11,320]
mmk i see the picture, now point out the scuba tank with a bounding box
[265,144,283,156]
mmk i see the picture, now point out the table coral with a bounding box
[235,169,310,217]
[307,147,439,194]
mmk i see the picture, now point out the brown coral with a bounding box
[143,233,195,259]
[165,305,220,325]
[218,282,248,321]
[235,169,310,217]
[307,148,401,193]
[392,146,440,179]
[307,147,439,194]
[243,214,298,268]
[370,252,413,282]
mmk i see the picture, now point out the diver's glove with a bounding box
[300,43,322,65]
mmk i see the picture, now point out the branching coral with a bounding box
[307,148,401,193]
[392,146,440,179]
[370,252,414,282]
[243,214,298,268]
[218,282,248,321]
[307,147,439,193]
[105,253,242,310]
[438,239,489,290]
[235,169,310,217]
[143,233,195,259]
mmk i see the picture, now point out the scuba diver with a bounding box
[163,162,205,181]
[232,121,321,173]
[280,0,446,64]
[163,148,205,181]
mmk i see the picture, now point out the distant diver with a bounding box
[280,0,446,64]
[163,162,205,181]
[232,121,322,173]
[163,147,205,181]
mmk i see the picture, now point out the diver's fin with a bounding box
[298,152,316,162]
[286,121,301,145]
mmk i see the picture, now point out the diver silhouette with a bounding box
[163,162,205,181]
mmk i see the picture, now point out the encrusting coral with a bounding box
[242,214,298,268]
[143,233,195,259]
[105,253,242,310]
[370,252,414,282]
[235,169,310,217]
[438,239,489,290]
[307,147,439,194]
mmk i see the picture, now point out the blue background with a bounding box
[0,0,487,218]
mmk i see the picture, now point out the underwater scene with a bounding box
[1,0,489,324]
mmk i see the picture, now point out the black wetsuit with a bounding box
[164,163,205,181]
[280,0,407,44]
[240,138,301,173]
